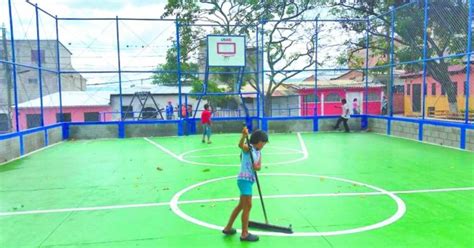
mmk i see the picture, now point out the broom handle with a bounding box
[245,136,269,224]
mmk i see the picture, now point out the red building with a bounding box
[297,77,385,116]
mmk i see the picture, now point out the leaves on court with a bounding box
[202,169,210,172]
[156,166,163,171]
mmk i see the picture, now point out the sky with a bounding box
[1,0,176,88]
[1,0,354,90]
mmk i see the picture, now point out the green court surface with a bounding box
[0,132,473,247]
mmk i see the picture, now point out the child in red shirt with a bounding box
[201,104,212,144]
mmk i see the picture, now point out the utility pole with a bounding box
[1,23,13,132]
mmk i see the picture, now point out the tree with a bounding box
[159,0,322,116]
[327,0,469,113]
[153,0,201,86]
[260,0,318,116]
[151,44,199,86]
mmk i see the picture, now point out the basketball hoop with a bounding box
[207,35,245,67]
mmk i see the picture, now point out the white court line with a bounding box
[145,133,308,167]
[144,137,181,160]
[0,141,64,167]
[297,132,308,159]
[0,202,170,216]
[185,151,303,158]
[1,186,472,217]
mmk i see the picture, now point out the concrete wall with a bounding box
[318,117,362,132]
[23,131,45,154]
[391,121,418,140]
[422,125,460,148]
[69,124,118,139]
[0,137,20,163]
[268,119,313,133]
[47,126,63,145]
[368,118,387,134]
[198,120,247,134]
[125,123,177,137]
[467,129,474,151]
[367,117,474,152]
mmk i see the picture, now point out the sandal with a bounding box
[222,228,236,235]
[240,233,259,242]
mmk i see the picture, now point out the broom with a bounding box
[244,131,293,234]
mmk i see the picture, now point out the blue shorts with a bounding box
[237,179,254,196]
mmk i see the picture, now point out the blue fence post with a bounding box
[7,0,23,155]
[419,0,430,141]
[460,127,466,149]
[260,20,266,123]
[362,17,370,130]
[62,122,70,140]
[389,6,396,118]
[35,4,48,146]
[255,23,260,127]
[55,16,63,125]
[115,16,125,138]
[261,117,268,132]
[313,18,319,132]
[387,118,391,135]
[176,17,184,136]
[464,0,473,126]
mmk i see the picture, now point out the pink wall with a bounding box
[299,88,384,116]
[13,106,112,130]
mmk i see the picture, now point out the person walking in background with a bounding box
[333,98,350,133]
[381,95,388,115]
[352,98,360,114]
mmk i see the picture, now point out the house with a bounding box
[400,64,474,118]
[333,50,405,114]
[0,39,87,132]
[12,91,112,130]
[297,76,385,116]
[241,83,300,117]
[109,85,196,120]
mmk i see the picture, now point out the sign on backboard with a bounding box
[207,35,246,67]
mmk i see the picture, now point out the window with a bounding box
[392,85,404,94]
[26,114,41,129]
[56,113,71,122]
[367,92,381,101]
[84,112,100,122]
[243,98,253,104]
[31,50,45,63]
[431,83,436,95]
[464,81,468,96]
[0,114,9,132]
[304,94,319,103]
[121,106,134,119]
[325,93,341,102]
[28,78,38,84]
[441,85,446,95]
[407,84,411,95]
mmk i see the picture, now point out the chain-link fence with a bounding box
[1,0,473,135]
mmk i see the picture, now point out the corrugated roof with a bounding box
[17,91,111,108]
[110,85,193,95]
[400,64,472,78]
